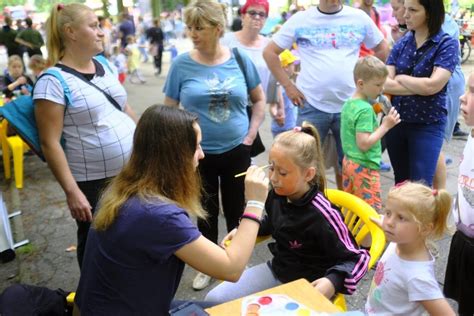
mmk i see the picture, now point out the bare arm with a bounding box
[164,96,179,107]
[395,67,452,96]
[15,37,34,49]
[372,39,390,62]
[35,100,92,222]
[420,298,455,316]
[356,107,401,152]
[263,41,305,107]
[384,65,414,96]
[123,103,138,123]
[244,84,266,146]
[175,166,269,281]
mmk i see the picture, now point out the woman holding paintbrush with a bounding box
[163,0,266,290]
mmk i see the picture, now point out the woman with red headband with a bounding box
[222,0,285,130]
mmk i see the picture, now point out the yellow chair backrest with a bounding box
[325,189,386,311]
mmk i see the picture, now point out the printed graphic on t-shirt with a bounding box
[459,170,474,208]
[206,73,236,123]
[295,25,365,50]
[367,261,390,309]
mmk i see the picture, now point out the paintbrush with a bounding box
[234,164,271,178]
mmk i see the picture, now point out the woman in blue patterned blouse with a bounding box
[383,0,458,186]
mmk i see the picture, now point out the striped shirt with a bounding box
[33,58,136,182]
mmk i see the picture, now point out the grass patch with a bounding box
[15,243,35,255]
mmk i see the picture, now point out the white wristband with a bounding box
[246,200,265,210]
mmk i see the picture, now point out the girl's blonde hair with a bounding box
[8,55,23,69]
[387,182,452,239]
[28,54,47,72]
[45,3,93,65]
[273,122,326,191]
[93,105,206,231]
[184,0,227,37]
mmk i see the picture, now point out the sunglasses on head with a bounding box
[247,10,267,18]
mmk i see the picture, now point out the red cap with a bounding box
[241,0,269,16]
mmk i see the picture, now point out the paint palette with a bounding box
[241,294,328,316]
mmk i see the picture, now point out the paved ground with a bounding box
[0,39,473,313]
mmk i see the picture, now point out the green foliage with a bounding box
[162,0,186,12]
[34,0,86,14]
[0,0,25,6]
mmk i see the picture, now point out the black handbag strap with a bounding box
[55,62,122,111]
[232,47,251,93]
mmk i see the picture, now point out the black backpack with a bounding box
[0,284,72,316]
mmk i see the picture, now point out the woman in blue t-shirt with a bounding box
[75,105,269,315]
[164,0,266,290]
[383,0,458,187]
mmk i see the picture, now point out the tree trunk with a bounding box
[102,0,110,17]
[117,0,124,13]
[151,0,162,18]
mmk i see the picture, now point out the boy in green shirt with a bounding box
[341,56,400,213]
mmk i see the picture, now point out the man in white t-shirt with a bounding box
[263,0,388,188]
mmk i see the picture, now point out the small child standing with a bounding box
[111,46,127,84]
[2,55,34,99]
[206,122,369,303]
[443,73,474,316]
[270,49,298,137]
[125,35,146,84]
[341,56,400,213]
[366,182,455,316]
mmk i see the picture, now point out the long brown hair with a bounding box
[94,105,205,231]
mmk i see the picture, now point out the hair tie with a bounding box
[57,3,64,11]
[394,180,408,188]
[432,189,438,196]
[293,126,302,132]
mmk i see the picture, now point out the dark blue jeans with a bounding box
[385,118,446,187]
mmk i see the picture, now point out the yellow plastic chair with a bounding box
[0,119,25,189]
[325,189,386,311]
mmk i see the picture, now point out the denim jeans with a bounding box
[385,118,446,187]
[297,101,343,168]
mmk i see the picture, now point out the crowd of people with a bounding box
[0,0,473,315]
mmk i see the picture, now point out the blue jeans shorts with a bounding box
[297,101,343,169]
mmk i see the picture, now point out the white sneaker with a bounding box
[192,272,212,291]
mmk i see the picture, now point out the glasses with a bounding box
[246,10,267,19]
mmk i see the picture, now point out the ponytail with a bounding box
[431,189,452,239]
[273,122,327,192]
[387,182,453,240]
[300,122,326,192]
[46,4,63,66]
[45,3,92,65]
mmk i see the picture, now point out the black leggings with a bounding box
[197,144,251,244]
[153,45,164,72]
[76,177,112,269]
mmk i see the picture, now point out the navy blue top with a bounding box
[75,197,201,315]
[387,30,458,123]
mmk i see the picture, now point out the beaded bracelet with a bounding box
[246,200,265,210]
[240,212,262,225]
